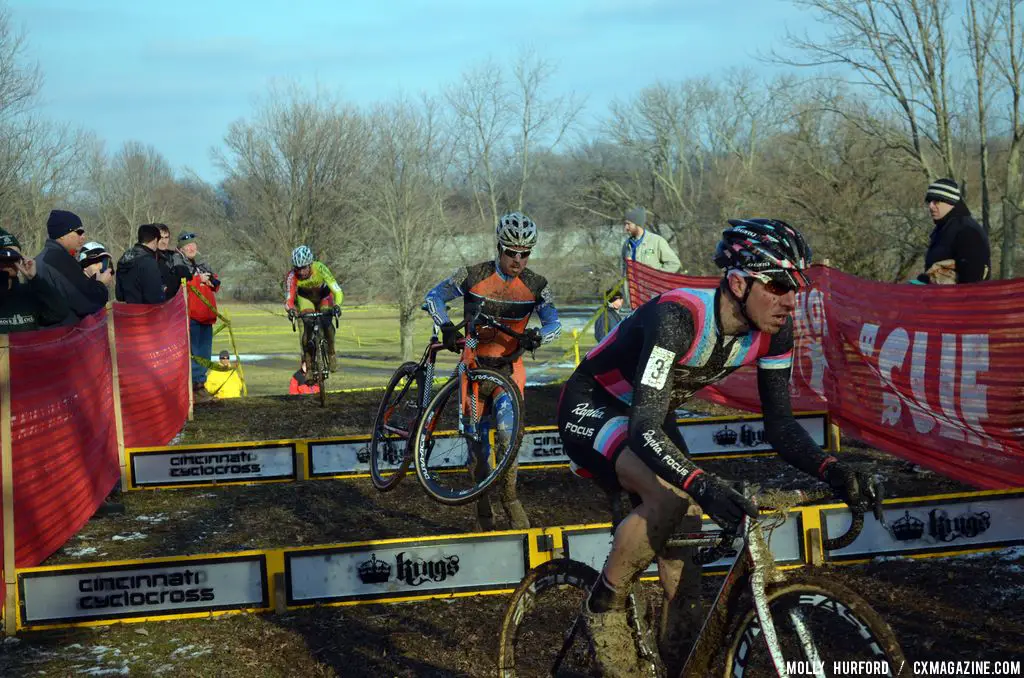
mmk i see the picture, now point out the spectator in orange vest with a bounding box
[289,360,321,395]
[178,231,220,399]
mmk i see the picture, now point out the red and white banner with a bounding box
[627,261,1024,488]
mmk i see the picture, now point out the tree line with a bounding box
[0,1,1022,359]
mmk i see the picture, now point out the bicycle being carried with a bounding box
[289,308,340,407]
[498,478,912,677]
[368,304,533,505]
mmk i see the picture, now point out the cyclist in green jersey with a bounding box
[285,245,343,372]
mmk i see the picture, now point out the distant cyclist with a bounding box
[557,218,875,676]
[284,245,343,372]
[424,211,561,530]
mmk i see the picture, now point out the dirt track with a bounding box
[6,386,1020,676]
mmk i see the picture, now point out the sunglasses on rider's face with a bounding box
[501,247,531,260]
[762,279,799,296]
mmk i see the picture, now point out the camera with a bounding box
[0,248,23,264]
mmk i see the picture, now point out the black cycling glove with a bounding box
[683,470,758,532]
[440,322,462,353]
[521,328,543,352]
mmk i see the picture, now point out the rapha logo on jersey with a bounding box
[571,403,606,420]
[640,346,674,390]
[564,421,596,438]
[888,508,991,542]
[641,429,663,454]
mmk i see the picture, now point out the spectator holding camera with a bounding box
[115,224,165,304]
[35,209,110,325]
[0,228,68,333]
[77,241,114,281]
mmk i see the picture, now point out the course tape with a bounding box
[123,412,835,490]
[8,487,1022,632]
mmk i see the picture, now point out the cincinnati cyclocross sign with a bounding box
[128,443,298,488]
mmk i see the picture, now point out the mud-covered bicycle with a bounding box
[497,479,912,677]
[368,305,533,505]
[290,308,339,407]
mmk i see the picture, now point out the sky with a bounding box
[7,0,819,184]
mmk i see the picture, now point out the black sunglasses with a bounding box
[501,247,531,260]
[74,228,85,236]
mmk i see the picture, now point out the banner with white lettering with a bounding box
[286,534,529,603]
[129,444,296,488]
[19,555,268,626]
[627,261,1024,488]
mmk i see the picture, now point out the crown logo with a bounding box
[713,426,738,446]
[890,511,925,541]
[357,553,392,584]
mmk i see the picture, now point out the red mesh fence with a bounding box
[6,313,120,568]
[625,260,1024,487]
[114,291,191,447]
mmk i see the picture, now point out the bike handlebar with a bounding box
[690,476,887,564]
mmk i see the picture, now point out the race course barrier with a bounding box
[123,412,834,490]
[6,487,1022,633]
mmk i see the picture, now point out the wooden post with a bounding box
[106,304,128,492]
[182,280,194,420]
[1,335,17,634]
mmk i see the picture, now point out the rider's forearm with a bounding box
[535,295,561,344]
[628,416,702,489]
[757,367,834,479]
[423,277,463,326]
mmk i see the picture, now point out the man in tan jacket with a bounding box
[620,207,681,308]
[621,207,681,274]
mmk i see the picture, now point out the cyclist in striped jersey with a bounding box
[557,219,873,677]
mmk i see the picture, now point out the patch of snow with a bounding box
[135,514,168,524]
[872,555,911,563]
[67,643,84,650]
[110,532,148,542]
[169,644,213,660]
[65,546,100,558]
[153,664,176,674]
[3,636,21,645]
[77,668,128,677]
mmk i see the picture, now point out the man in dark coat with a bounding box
[34,209,111,325]
[115,224,165,304]
[915,178,991,284]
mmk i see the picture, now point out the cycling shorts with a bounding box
[557,373,633,491]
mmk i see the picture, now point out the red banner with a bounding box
[6,313,120,567]
[626,260,1024,488]
[114,291,191,448]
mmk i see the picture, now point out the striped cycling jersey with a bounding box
[580,287,793,410]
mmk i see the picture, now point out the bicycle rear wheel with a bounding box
[369,361,421,491]
[715,573,911,678]
[316,336,328,407]
[411,367,524,505]
[498,559,599,678]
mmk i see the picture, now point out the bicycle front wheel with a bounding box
[369,361,421,491]
[411,367,524,505]
[716,574,911,678]
[316,338,328,407]
[498,559,599,678]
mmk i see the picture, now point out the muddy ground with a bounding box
[2,386,1020,676]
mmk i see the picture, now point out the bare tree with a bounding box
[0,5,39,122]
[1,120,94,253]
[89,141,177,252]
[990,0,1024,277]
[215,82,370,285]
[510,50,584,212]
[965,0,1000,233]
[779,0,961,181]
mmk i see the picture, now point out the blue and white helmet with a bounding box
[496,212,538,250]
[291,245,314,268]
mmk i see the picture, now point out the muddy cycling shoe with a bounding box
[582,605,647,678]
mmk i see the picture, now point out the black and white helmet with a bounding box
[496,212,538,250]
[292,245,314,268]
[714,218,812,288]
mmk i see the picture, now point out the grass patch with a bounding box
[209,302,597,396]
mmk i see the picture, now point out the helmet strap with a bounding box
[723,271,755,331]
